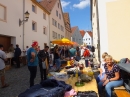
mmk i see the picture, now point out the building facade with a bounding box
[39,0,66,42]
[83,31,93,46]
[91,0,130,61]
[71,26,82,45]
[63,13,71,40]
[0,0,50,51]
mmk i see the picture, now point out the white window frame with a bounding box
[55,20,57,27]
[53,31,55,38]
[55,33,57,39]
[43,12,46,20]
[43,27,46,35]
[32,4,37,13]
[32,21,37,32]
[56,10,58,17]
[52,18,54,25]
[0,3,7,22]
[59,14,61,19]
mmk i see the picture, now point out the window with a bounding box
[53,31,55,38]
[60,25,62,31]
[58,23,60,29]
[58,34,60,39]
[52,18,54,25]
[43,27,46,35]
[43,13,46,20]
[55,20,57,27]
[86,39,87,40]
[56,10,58,17]
[55,33,57,39]
[63,27,64,32]
[32,21,37,31]
[32,5,36,13]
[0,4,6,21]
[89,38,90,40]
[93,13,95,18]
[58,3,59,8]
[59,14,61,19]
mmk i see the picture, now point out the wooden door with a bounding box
[0,35,11,51]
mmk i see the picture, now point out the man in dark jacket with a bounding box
[38,46,49,82]
[14,44,21,68]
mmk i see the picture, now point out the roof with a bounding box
[80,30,85,38]
[39,0,57,12]
[71,26,78,33]
[63,13,71,33]
[87,31,93,38]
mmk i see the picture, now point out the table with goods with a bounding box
[48,58,99,97]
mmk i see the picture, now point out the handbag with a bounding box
[42,61,46,69]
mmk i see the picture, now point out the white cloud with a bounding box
[61,0,71,9]
[73,0,90,9]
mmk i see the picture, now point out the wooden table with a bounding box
[60,67,99,96]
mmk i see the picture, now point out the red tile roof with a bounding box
[39,0,57,12]
[63,13,71,33]
[80,30,85,37]
[87,31,93,38]
[71,26,78,34]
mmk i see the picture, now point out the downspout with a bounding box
[96,0,101,62]
[48,15,50,47]
[23,0,25,50]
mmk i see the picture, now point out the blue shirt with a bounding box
[69,48,76,57]
[27,47,38,66]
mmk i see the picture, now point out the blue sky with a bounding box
[61,0,91,31]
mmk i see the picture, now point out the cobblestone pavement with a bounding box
[0,65,41,97]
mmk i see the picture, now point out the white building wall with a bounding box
[0,0,50,50]
[98,0,109,60]
[0,0,23,49]
[83,32,92,45]
[24,0,50,49]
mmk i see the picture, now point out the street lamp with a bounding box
[19,11,30,26]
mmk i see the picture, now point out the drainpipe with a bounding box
[96,0,101,62]
[48,15,51,47]
[23,0,25,50]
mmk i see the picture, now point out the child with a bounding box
[96,52,108,83]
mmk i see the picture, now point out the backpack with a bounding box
[83,49,90,57]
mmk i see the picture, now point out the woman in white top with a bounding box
[96,52,108,83]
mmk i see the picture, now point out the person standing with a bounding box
[38,46,49,82]
[0,44,9,88]
[75,46,81,61]
[14,44,21,68]
[54,46,61,71]
[27,41,39,87]
[69,45,76,58]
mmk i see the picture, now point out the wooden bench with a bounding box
[114,90,130,97]
[114,86,130,97]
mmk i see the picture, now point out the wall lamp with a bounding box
[19,11,30,26]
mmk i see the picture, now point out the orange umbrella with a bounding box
[72,42,79,46]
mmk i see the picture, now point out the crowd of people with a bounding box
[26,41,93,87]
[0,41,95,88]
[0,41,124,97]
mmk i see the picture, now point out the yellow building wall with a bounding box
[106,0,130,60]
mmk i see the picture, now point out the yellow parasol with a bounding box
[52,38,72,45]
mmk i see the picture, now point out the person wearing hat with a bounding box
[27,41,39,87]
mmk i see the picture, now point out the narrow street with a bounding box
[0,65,41,97]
